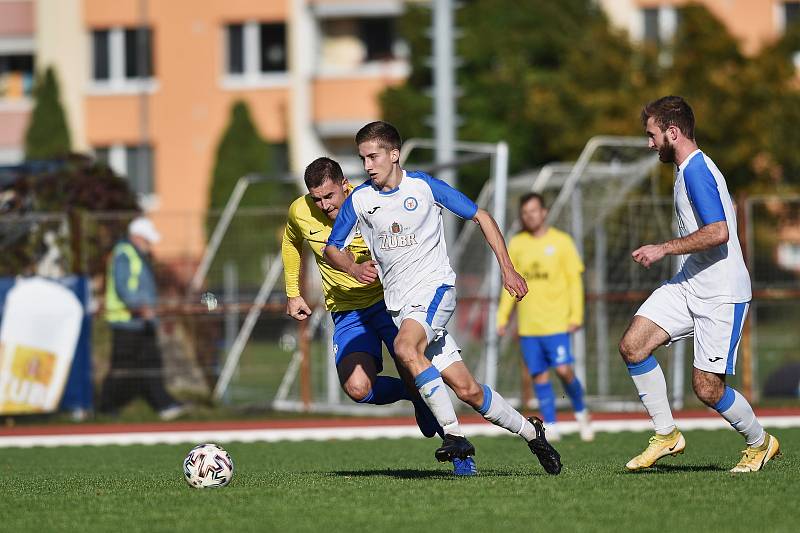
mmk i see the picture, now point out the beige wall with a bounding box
[36,0,87,151]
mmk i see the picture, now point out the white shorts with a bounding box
[636,280,749,375]
[389,283,461,372]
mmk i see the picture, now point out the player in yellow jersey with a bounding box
[282,157,476,475]
[497,192,594,441]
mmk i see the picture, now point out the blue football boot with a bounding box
[452,456,477,476]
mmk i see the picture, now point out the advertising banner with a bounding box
[0,277,83,414]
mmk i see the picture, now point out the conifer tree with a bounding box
[205,100,290,289]
[24,66,72,160]
[209,100,275,209]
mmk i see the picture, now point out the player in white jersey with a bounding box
[620,96,780,472]
[325,121,562,475]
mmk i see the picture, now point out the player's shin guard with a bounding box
[714,386,765,447]
[533,382,557,424]
[414,366,461,435]
[627,355,675,435]
[476,384,537,442]
[355,376,409,405]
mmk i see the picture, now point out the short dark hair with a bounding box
[355,121,402,151]
[304,157,345,189]
[641,95,695,140]
[519,192,546,211]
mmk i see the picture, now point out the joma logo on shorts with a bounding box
[379,232,418,249]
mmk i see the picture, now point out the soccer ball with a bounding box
[182,443,234,488]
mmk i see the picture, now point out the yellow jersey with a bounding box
[282,193,383,312]
[497,227,584,336]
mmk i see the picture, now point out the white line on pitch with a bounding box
[0,415,798,448]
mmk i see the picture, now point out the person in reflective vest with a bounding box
[98,216,185,420]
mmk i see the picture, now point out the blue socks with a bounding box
[564,377,586,413]
[533,382,556,424]
[356,376,409,405]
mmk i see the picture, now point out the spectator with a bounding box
[98,216,185,420]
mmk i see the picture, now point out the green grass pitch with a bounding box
[2,428,796,532]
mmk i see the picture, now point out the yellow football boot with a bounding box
[625,428,685,471]
[730,433,781,473]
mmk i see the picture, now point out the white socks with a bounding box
[626,355,676,435]
[476,384,537,442]
[414,366,462,436]
[714,386,765,447]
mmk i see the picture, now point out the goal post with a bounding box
[401,138,510,390]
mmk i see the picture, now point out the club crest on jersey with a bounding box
[403,197,418,211]
[380,221,417,250]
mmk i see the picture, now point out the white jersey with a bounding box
[328,170,478,311]
[672,149,751,303]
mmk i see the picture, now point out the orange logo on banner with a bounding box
[0,343,56,413]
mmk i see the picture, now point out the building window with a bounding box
[641,7,679,46]
[123,28,153,79]
[224,21,287,87]
[227,24,245,75]
[786,2,800,28]
[0,53,35,99]
[260,23,287,72]
[318,16,407,75]
[91,27,155,92]
[92,30,110,80]
[643,8,660,45]
[360,18,394,61]
[94,146,110,166]
[95,144,154,197]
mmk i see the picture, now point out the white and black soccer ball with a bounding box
[183,443,234,488]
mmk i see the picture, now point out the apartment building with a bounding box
[601,0,800,55]
[0,0,35,164]
[11,0,411,254]
[3,0,798,256]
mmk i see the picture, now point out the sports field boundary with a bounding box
[2,407,799,448]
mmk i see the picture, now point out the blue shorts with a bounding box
[520,333,573,375]
[331,300,398,373]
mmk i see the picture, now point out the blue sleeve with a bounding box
[327,194,358,248]
[411,171,478,219]
[684,157,726,225]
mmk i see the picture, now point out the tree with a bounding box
[747,22,800,190]
[382,0,645,200]
[209,100,280,210]
[205,100,292,289]
[0,154,139,276]
[658,5,755,192]
[24,66,72,160]
[382,1,800,197]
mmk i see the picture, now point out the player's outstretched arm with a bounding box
[473,208,527,301]
[632,220,728,269]
[323,245,379,284]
